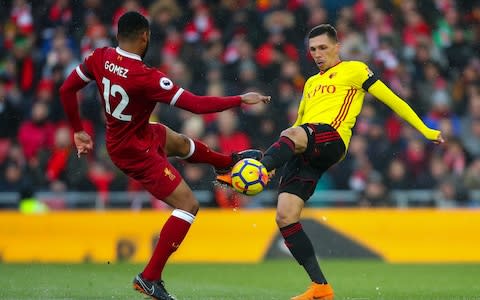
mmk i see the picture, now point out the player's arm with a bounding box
[174,90,270,114]
[59,64,94,156]
[367,80,444,143]
[148,73,269,114]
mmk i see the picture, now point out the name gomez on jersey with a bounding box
[104,61,129,78]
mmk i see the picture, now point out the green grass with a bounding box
[1,260,479,299]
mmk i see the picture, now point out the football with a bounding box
[231,158,269,196]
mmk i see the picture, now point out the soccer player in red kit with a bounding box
[59,11,270,300]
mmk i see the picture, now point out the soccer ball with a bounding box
[231,158,269,196]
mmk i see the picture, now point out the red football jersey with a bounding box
[76,47,184,153]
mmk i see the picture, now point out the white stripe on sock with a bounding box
[172,209,195,224]
[176,138,195,159]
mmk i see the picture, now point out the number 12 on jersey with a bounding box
[102,77,132,121]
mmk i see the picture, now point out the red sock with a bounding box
[184,139,232,169]
[142,209,195,281]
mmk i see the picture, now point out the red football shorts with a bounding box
[109,123,182,200]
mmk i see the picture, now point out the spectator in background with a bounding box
[216,110,252,155]
[401,8,432,58]
[176,116,214,192]
[2,0,480,208]
[12,36,36,96]
[365,117,392,171]
[445,26,475,75]
[9,0,34,39]
[255,28,298,82]
[423,89,462,138]
[451,61,480,114]
[442,137,468,177]
[417,153,450,189]
[434,176,470,208]
[464,158,480,190]
[461,95,480,156]
[433,6,461,50]
[30,126,89,192]
[364,7,394,53]
[111,0,148,35]
[401,138,428,179]
[17,101,55,162]
[415,60,450,114]
[80,12,111,60]
[385,158,412,190]
[0,80,21,161]
[183,2,219,44]
[0,161,24,191]
[358,172,392,207]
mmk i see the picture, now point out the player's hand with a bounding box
[74,131,94,157]
[240,92,271,105]
[433,132,445,144]
[426,129,444,144]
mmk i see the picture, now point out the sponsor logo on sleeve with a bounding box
[160,77,173,90]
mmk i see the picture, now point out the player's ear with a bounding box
[141,31,149,43]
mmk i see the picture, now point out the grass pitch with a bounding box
[1,260,479,299]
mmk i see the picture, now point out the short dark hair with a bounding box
[118,11,149,40]
[308,24,338,42]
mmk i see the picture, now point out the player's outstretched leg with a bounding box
[261,135,296,172]
[178,137,262,174]
[133,273,176,300]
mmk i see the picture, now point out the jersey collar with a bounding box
[116,47,142,61]
[319,60,342,75]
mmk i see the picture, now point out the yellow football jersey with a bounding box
[293,61,376,149]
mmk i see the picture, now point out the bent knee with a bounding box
[168,134,191,157]
[281,127,308,153]
[176,197,199,215]
[275,211,298,228]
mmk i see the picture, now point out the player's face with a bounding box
[309,34,340,72]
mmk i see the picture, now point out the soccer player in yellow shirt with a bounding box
[218,24,444,300]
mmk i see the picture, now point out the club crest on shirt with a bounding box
[329,72,337,79]
[164,167,176,180]
[160,77,173,90]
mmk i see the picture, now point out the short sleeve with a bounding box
[143,68,185,105]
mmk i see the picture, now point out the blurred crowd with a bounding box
[0,0,479,208]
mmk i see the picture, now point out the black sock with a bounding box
[280,222,327,284]
[261,136,295,172]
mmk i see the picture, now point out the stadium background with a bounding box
[1,0,480,257]
[1,2,480,299]
[0,0,479,210]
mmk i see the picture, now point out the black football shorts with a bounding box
[278,123,346,201]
